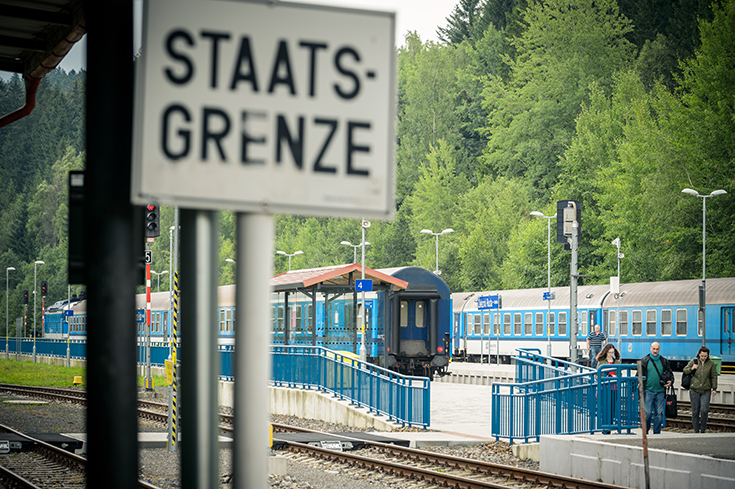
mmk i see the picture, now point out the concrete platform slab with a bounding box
[375,431,494,448]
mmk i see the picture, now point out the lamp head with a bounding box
[35,260,44,265]
[441,228,454,235]
[340,241,352,246]
[420,229,433,235]
[682,188,699,197]
[276,250,286,256]
[363,241,370,246]
[294,251,304,256]
[6,267,14,272]
[710,189,727,197]
[530,211,544,218]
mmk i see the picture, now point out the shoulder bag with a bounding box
[681,359,698,390]
[665,386,678,419]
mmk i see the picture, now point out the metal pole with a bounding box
[546,218,552,358]
[435,234,439,273]
[360,220,367,361]
[616,241,622,353]
[33,263,37,336]
[180,209,219,489]
[234,213,274,489]
[638,360,650,489]
[6,267,13,359]
[569,217,579,364]
[701,196,706,346]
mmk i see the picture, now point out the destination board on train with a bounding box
[132,0,396,218]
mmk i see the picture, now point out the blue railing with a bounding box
[493,358,640,443]
[271,345,430,428]
[515,348,595,383]
[3,338,87,358]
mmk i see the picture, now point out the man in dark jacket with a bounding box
[640,342,674,434]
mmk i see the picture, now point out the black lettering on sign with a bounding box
[276,115,304,169]
[268,40,296,95]
[200,30,231,89]
[299,41,328,97]
[333,47,360,100]
[164,30,195,85]
[161,104,191,160]
[230,36,259,92]
[201,107,231,161]
[241,111,266,165]
[347,121,370,176]
[313,118,337,173]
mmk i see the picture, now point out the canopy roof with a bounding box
[271,264,408,293]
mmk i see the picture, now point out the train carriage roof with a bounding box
[270,264,408,293]
[452,277,735,312]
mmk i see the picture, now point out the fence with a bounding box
[514,348,595,383]
[271,345,430,428]
[3,338,87,359]
[493,354,640,443]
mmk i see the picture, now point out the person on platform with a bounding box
[639,342,674,434]
[683,346,719,433]
[586,324,606,367]
[597,343,621,369]
[597,344,621,434]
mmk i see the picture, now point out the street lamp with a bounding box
[340,240,370,264]
[151,270,169,292]
[611,238,624,353]
[276,250,303,271]
[530,211,557,357]
[420,228,454,275]
[682,187,727,345]
[33,260,44,337]
[225,258,236,265]
[6,266,15,357]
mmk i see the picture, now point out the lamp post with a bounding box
[151,270,169,292]
[276,250,303,271]
[6,266,14,358]
[340,240,370,264]
[359,219,371,361]
[33,260,44,337]
[682,187,727,346]
[530,212,557,357]
[611,238,624,353]
[420,228,454,275]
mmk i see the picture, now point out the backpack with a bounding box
[681,359,698,390]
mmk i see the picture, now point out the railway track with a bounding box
[0,423,160,489]
[668,400,735,431]
[272,424,628,489]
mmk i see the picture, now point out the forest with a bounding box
[0,0,733,335]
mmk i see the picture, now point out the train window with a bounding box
[400,301,408,327]
[620,310,628,335]
[232,308,236,332]
[271,306,276,333]
[494,314,501,335]
[676,309,687,336]
[580,311,588,337]
[558,312,567,336]
[661,309,672,336]
[725,309,730,334]
[277,306,284,332]
[632,310,642,336]
[525,313,532,335]
[536,313,543,335]
[472,314,480,335]
[307,304,313,333]
[514,313,521,335]
[646,310,656,336]
[416,302,426,328]
[219,309,226,333]
[484,313,490,335]
[503,313,511,335]
[549,312,555,336]
[698,309,703,337]
[345,304,354,331]
[296,305,303,332]
[227,309,233,333]
[608,310,616,337]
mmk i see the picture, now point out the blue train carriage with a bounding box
[451,283,613,363]
[599,277,735,370]
[135,290,175,342]
[382,266,452,377]
[44,296,87,339]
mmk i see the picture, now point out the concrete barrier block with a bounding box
[268,455,287,475]
[511,442,539,462]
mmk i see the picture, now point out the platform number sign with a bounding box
[145,250,152,265]
[132,0,396,219]
[477,295,501,310]
[136,309,146,324]
[355,279,373,292]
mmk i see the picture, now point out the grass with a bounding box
[0,359,167,389]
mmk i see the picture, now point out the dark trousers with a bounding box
[690,390,712,433]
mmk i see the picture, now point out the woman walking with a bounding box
[596,344,621,434]
[683,346,719,433]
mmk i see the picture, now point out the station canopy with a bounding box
[271,264,408,294]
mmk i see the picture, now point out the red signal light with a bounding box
[147,204,155,211]
[437,346,444,353]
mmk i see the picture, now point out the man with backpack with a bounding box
[639,342,674,434]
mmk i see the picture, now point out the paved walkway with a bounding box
[430,381,494,437]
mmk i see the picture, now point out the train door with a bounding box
[400,299,429,356]
[723,307,734,357]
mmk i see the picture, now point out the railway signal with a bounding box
[145,204,160,238]
[41,280,47,296]
[22,290,28,304]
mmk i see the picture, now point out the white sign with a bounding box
[132,0,396,218]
